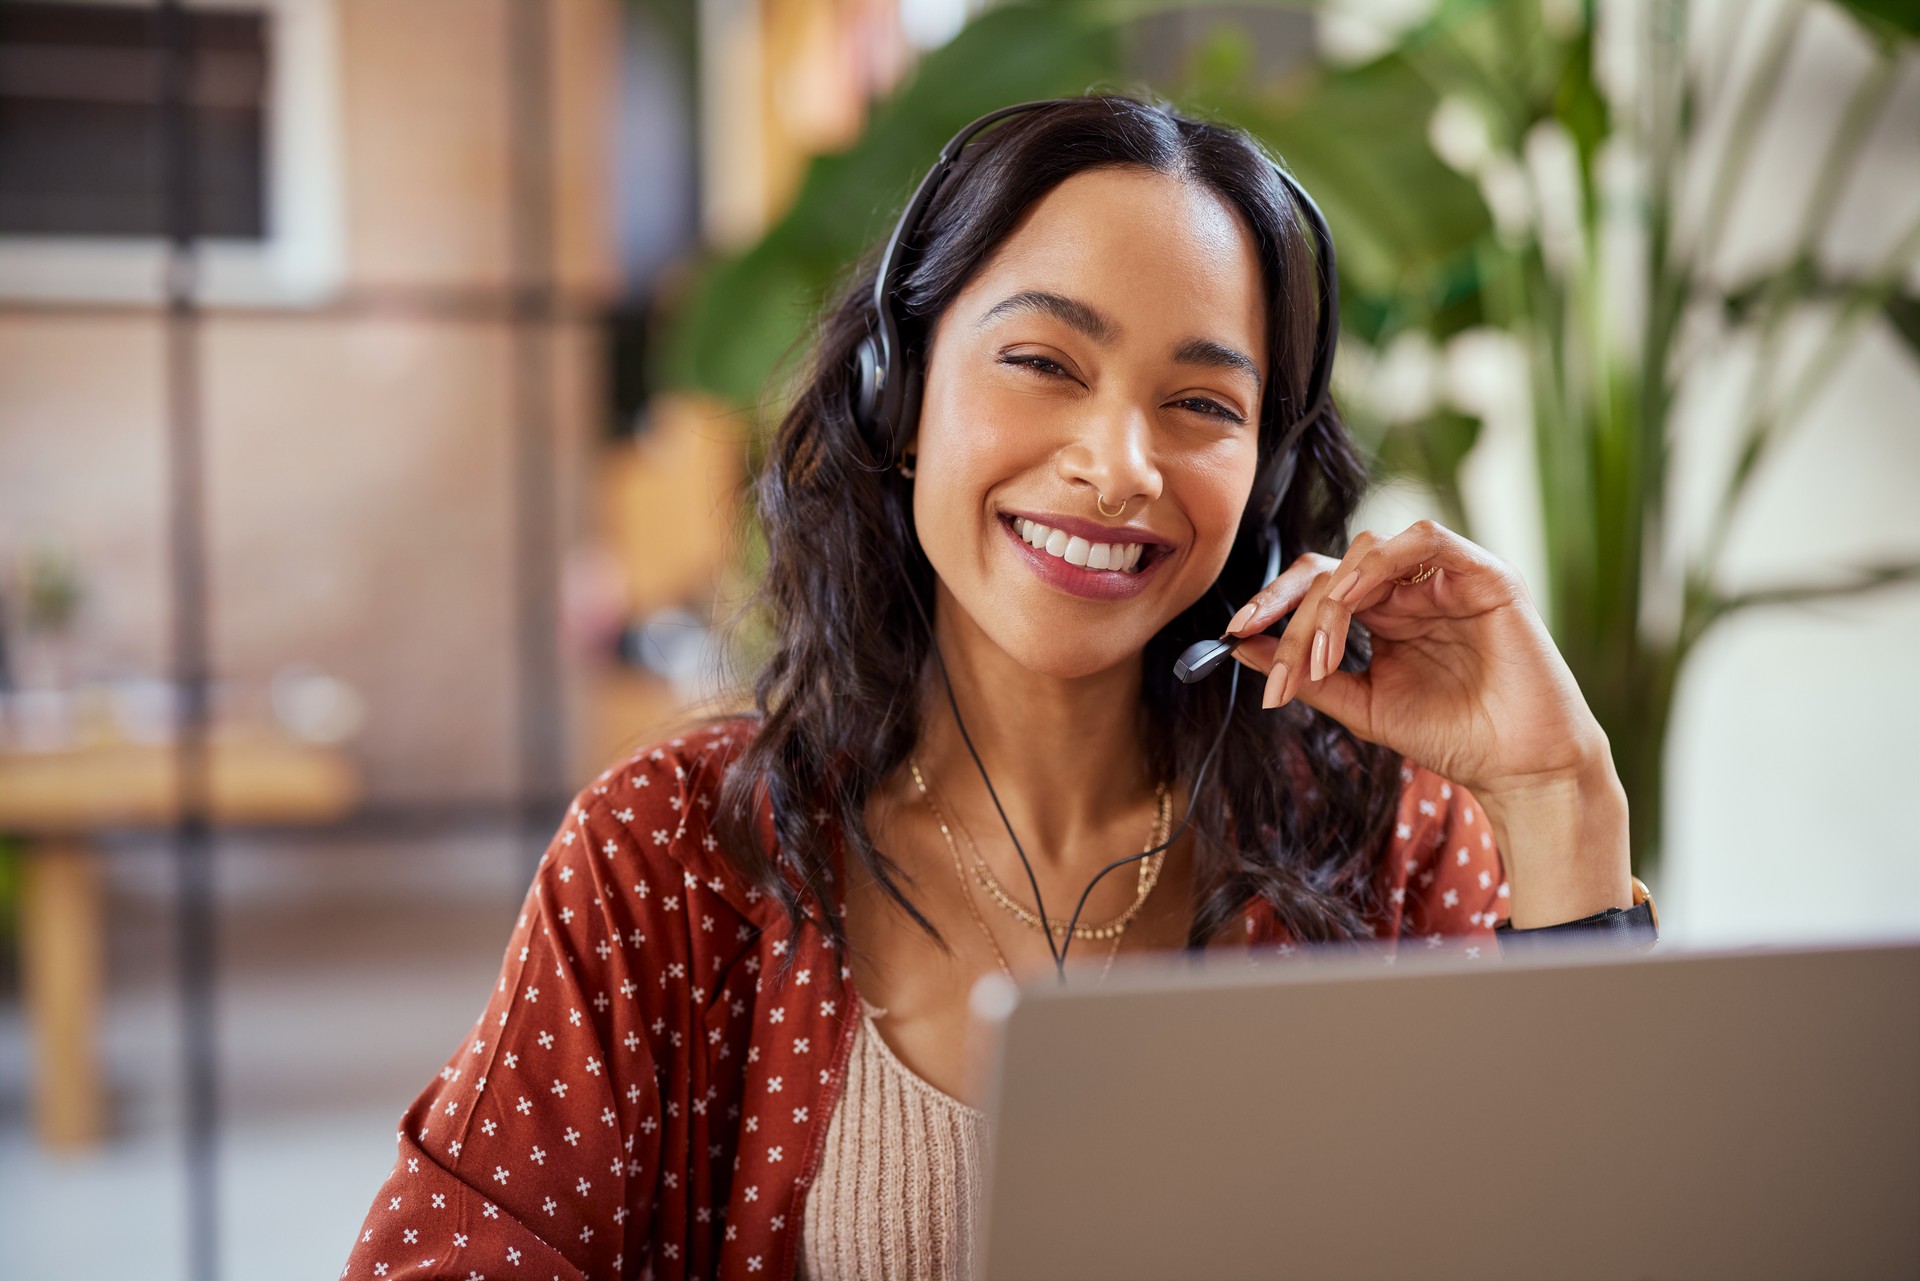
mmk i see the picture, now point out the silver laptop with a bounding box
[966,934,1920,1281]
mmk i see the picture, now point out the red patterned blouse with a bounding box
[341,717,1510,1281]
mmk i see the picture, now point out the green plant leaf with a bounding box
[1372,409,1482,535]
[653,1,1130,406]
[1708,558,1920,626]
[1828,0,1920,43]
[1883,292,1920,359]
[1180,49,1495,348]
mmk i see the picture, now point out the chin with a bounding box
[987,608,1164,682]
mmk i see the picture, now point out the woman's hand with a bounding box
[1225,519,1634,926]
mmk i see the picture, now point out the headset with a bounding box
[848,97,1342,979]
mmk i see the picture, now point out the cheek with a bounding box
[920,377,1040,470]
[1176,445,1262,572]
[912,386,1046,526]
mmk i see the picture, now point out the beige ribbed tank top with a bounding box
[796,996,992,1281]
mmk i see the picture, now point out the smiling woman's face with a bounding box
[909,164,1270,680]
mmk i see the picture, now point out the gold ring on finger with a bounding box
[1392,564,1439,586]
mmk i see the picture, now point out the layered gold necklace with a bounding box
[908,758,1172,980]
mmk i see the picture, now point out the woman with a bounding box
[344,93,1648,1281]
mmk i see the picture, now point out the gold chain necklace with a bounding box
[909,759,1168,938]
[969,785,1169,941]
[908,760,1167,982]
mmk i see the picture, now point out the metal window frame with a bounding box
[0,0,346,306]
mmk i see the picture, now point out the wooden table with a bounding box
[0,733,360,1149]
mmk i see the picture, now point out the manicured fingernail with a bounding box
[1262,663,1289,709]
[1328,570,1360,603]
[1227,602,1257,635]
[1310,630,1328,682]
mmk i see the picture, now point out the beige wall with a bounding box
[337,0,620,296]
[202,316,517,803]
[0,315,171,681]
[0,0,622,805]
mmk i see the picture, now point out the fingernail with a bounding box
[1262,663,1289,709]
[1328,570,1360,603]
[1227,602,1257,635]
[1310,630,1328,682]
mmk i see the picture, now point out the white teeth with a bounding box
[1009,517,1150,574]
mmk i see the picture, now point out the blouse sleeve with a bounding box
[341,785,679,1281]
[1392,767,1511,947]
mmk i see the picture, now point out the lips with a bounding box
[1008,516,1147,573]
[997,511,1171,601]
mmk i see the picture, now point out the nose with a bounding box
[1056,400,1164,515]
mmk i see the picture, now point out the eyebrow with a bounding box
[974,289,1262,393]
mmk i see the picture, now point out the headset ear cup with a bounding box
[895,349,926,457]
[853,334,883,438]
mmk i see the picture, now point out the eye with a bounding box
[1001,353,1246,423]
[999,353,1073,379]
[1172,396,1247,425]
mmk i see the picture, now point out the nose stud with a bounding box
[1095,493,1127,519]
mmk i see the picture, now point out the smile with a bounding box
[1010,516,1147,572]
[997,512,1170,602]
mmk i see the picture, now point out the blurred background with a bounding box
[0,0,1914,1276]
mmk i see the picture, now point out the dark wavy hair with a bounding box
[714,92,1405,978]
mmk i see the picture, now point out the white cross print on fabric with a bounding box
[340,723,1505,1281]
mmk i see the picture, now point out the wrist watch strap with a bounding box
[1493,876,1658,954]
